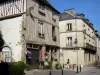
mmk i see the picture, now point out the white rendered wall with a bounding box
[60,48,84,66]
[0,16,23,62]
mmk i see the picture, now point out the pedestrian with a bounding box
[66,59,70,69]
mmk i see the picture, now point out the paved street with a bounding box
[25,69,76,75]
[76,67,100,75]
[25,67,100,75]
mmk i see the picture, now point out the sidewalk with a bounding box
[70,66,96,72]
[25,69,76,75]
[24,67,96,75]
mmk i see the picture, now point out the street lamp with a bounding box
[74,19,79,73]
[74,39,78,73]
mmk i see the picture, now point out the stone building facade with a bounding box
[59,8,96,67]
[95,30,100,63]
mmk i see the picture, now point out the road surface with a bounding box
[25,67,100,75]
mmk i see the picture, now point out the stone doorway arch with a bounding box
[1,46,12,62]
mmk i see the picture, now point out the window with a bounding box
[67,37,72,47]
[52,26,56,41]
[52,11,56,16]
[27,43,32,48]
[2,47,12,62]
[89,40,90,42]
[52,26,55,37]
[38,21,44,38]
[67,23,72,31]
[39,3,45,10]
[52,11,56,23]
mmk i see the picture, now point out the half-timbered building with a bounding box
[0,0,60,69]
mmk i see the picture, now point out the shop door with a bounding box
[27,49,39,69]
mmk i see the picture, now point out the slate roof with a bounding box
[59,11,95,30]
[59,12,81,21]
[38,0,60,14]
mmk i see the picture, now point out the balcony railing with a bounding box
[65,43,97,51]
[84,43,97,51]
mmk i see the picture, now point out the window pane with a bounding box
[41,23,43,34]
[52,26,55,37]
[67,37,72,47]
[67,24,69,30]
[38,21,44,35]
[67,23,72,30]
[70,24,71,29]
[38,23,41,33]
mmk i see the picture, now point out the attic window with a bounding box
[39,3,45,10]
[52,11,56,16]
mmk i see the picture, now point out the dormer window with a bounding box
[39,3,45,10]
[52,11,56,16]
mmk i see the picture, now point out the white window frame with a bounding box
[67,23,72,31]
[2,46,12,62]
[67,37,72,47]
[38,21,44,37]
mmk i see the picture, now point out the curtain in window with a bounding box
[38,22,41,34]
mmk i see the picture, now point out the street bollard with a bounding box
[61,69,63,75]
[77,66,78,73]
[73,64,74,70]
[63,64,64,68]
[80,65,81,72]
[49,70,51,75]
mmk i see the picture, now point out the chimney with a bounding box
[64,8,74,15]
